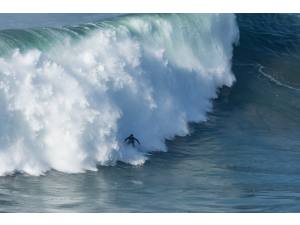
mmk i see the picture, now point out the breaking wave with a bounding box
[0,14,239,175]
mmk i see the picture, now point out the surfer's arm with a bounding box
[135,138,140,145]
[124,137,129,143]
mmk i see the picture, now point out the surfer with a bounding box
[124,134,140,147]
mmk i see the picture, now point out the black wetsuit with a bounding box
[124,135,140,147]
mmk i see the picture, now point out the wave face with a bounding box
[0,14,239,175]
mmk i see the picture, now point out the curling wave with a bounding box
[0,14,239,175]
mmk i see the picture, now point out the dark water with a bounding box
[1,14,300,212]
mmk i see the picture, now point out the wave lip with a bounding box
[0,14,239,176]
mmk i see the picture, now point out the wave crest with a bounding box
[0,14,239,175]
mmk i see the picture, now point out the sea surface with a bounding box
[0,14,300,212]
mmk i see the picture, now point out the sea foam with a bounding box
[0,14,239,175]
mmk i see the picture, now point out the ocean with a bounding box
[0,13,299,212]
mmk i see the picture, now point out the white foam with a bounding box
[258,64,300,91]
[0,14,239,175]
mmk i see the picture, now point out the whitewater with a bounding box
[0,14,239,176]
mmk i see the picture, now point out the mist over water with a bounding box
[0,13,300,212]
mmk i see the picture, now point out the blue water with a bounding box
[0,13,300,212]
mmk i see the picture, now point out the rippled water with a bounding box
[0,13,300,212]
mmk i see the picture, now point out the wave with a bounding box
[0,14,239,175]
[258,64,300,92]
